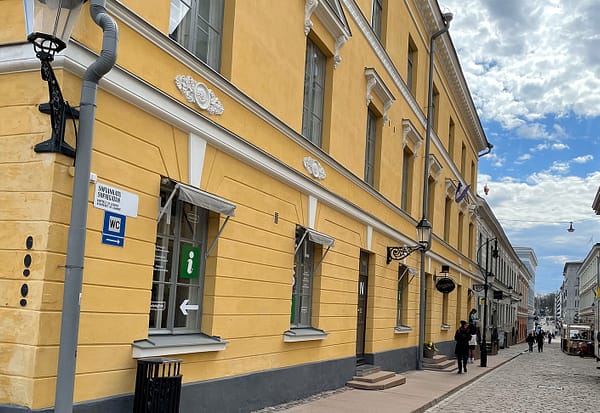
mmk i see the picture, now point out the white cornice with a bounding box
[364,67,394,121]
[305,0,351,68]
[401,119,422,158]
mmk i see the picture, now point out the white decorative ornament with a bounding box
[303,157,326,180]
[175,75,224,115]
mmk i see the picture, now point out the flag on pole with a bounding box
[455,182,470,203]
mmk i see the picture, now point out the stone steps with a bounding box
[347,365,407,390]
[422,354,458,372]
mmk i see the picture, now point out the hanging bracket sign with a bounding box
[435,277,456,293]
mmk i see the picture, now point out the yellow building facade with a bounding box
[0,1,490,411]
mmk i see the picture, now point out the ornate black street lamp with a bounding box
[25,0,88,157]
[386,218,433,263]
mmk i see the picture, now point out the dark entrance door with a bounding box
[356,252,369,363]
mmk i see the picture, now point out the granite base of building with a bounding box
[0,357,355,413]
[363,345,418,372]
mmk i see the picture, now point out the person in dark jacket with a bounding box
[536,330,544,352]
[455,320,471,374]
[526,332,535,352]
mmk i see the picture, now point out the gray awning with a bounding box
[176,181,236,217]
[305,228,335,247]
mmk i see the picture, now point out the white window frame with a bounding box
[302,38,327,147]
[132,179,235,358]
[365,108,377,186]
[285,226,333,342]
[372,0,383,40]
[169,0,224,71]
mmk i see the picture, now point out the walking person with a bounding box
[455,320,470,374]
[468,322,478,363]
[526,332,535,352]
[469,308,477,326]
[536,330,544,352]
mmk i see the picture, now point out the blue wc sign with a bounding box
[101,211,126,247]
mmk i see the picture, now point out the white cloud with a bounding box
[572,154,593,163]
[551,143,569,150]
[441,0,600,127]
[547,161,570,173]
[444,1,600,293]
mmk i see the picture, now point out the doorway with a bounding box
[356,251,369,363]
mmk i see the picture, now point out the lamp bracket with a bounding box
[386,245,422,264]
[34,59,78,158]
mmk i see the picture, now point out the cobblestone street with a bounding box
[425,341,600,412]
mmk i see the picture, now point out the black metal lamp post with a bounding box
[25,0,88,158]
[475,237,498,367]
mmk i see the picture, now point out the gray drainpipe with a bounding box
[54,2,118,412]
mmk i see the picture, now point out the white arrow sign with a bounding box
[179,299,199,315]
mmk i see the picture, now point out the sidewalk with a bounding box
[261,345,525,413]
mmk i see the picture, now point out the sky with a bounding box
[440,0,600,294]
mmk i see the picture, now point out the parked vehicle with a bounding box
[561,324,594,356]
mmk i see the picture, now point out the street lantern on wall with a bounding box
[24,0,88,157]
[386,218,432,263]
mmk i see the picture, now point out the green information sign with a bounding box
[179,245,200,279]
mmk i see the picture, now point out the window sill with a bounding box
[283,327,328,342]
[394,325,412,334]
[131,333,228,358]
[440,324,451,331]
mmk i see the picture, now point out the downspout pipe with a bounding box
[54,2,118,412]
[417,12,452,371]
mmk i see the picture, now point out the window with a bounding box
[302,38,327,147]
[292,226,316,328]
[468,222,474,259]
[169,0,224,71]
[372,0,383,40]
[448,118,455,158]
[427,176,435,225]
[407,37,417,95]
[461,143,467,177]
[150,185,208,333]
[401,147,414,212]
[133,180,235,357]
[457,212,464,252]
[444,196,452,242]
[432,86,440,133]
[441,292,449,328]
[365,108,378,186]
[396,265,410,328]
[290,226,334,331]
[471,160,476,193]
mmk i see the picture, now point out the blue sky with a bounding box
[441,0,600,294]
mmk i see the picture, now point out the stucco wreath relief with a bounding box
[175,75,224,115]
